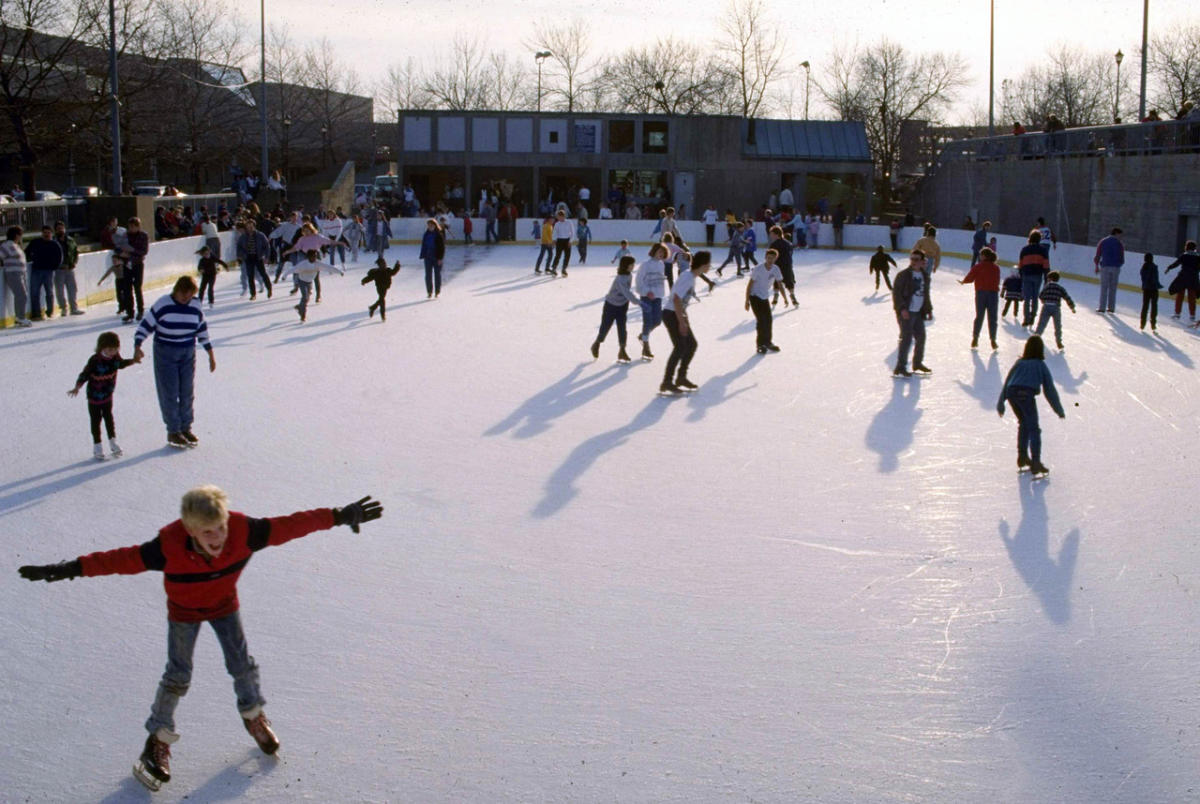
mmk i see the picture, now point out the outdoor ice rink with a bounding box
[2,241,1198,802]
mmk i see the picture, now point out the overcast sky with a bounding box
[259,0,1193,120]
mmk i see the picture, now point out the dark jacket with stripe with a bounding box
[78,508,334,622]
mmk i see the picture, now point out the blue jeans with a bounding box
[596,301,628,346]
[296,278,311,317]
[973,290,998,342]
[1021,274,1043,323]
[639,297,663,340]
[535,244,553,270]
[153,342,196,434]
[1005,386,1041,464]
[423,258,441,295]
[1098,265,1121,311]
[29,269,55,316]
[146,612,264,736]
[1035,304,1063,342]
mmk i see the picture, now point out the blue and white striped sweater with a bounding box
[134,295,212,352]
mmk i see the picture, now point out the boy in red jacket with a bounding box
[18,486,383,791]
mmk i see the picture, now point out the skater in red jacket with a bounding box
[18,485,383,791]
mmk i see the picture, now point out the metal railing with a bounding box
[0,199,88,235]
[934,118,1200,167]
[151,193,237,215]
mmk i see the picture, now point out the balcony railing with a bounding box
[934,118,1200,167]
[0,199,88,235]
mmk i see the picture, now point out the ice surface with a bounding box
[2,243,1198,802]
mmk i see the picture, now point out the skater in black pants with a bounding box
[746,248,785,353]
[591,255,640,362]
[767,226,798,306]
[17,486,383,792]
[418,218,445,298]
[363,256,402,321]
[997,335,1065,476]
[550,210,574,276]
[195,245,228,308]
[660,251,712,394]
[68,330,141,461]
[892,250,932,377]
[1140,252,1162,331]
[869,245,896,290]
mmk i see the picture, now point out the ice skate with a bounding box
[1030,462,1050,479]
[617,347,631,363]
[180,431,199,447]
[675,377,699,391]
[243,708,280,755]
[641,340,653,361]
[133,731,175,790]
[912,363,933,375]
[109,439,122,458]
[167,432,189,449]
[93,443,106,461]
[658,381,682,396]
[590,341,600,359]
[1017,455,1031,472]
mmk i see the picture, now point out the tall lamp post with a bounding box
[108,0,122,195]
[259,0,268,181]
[987,0,995,136]
[535,50,552,112]
[1138,0,1148,120]
[800,60,810,120]
[320,124,328,167]
[282,116,291,184]
[1114,49,1124,123]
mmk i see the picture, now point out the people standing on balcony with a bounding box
[1092,227,1125,314]
[1164,240,1200,322]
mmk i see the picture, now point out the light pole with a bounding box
[987,0,995,136]
[282,116,291,183]
[1138,0,1148,121]
[108,0,122,195]
[1114,49,1124,123]
[68,123,77,189]
[259,0,268,181]
[800,61,810,120]
[320,124,328,167]
[535,50,552,112]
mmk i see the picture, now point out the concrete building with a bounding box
[393,111,873,219]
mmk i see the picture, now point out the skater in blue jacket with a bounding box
[997,335,1065,477]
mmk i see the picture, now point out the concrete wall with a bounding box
[2,230,236,327]
[916,152,1200,255]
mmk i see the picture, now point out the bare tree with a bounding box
[0,0,92,193]
[1002,46,1116,128]
[713,0,786,118]
[528,20,593,112]
[421,33,490,110]
[378,57,430,117]
[486,52,532,111]
[821,38,970,207]
[300,37,364,167]
[1147,21,1200,118]
[597,37,725,115]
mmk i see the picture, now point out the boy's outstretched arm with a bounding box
[332,495,383,533]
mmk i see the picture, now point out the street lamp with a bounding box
[68,123,77,189]
[800,61,810,120]
[535,50,552,112]
[282,115,291,183]
[320,124,328,166]
[1114,49,1124,123]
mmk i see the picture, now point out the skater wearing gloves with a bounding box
[959,246,1001,350]
[17,486,384,792]
[659,250,711,394]
[1164,240,1200,322]
[746,248,785,354]
[892,250,932,377]
[133,276,215,450]
[997,335,1065,477]
[869,245,897,291]
[418,218,446,298]
[1035,271,1077,350]
[195,245,228,308]
[68,331,140,460]
[1140,253,1163,331]
[635,243,669,360]
[280,250,344,322]
[590,255,640,363]
[363,257,401,321]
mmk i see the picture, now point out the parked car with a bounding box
[131,182,166,196]
[62,186,101,198]
[0,194,14,204]
[13,190,62,201]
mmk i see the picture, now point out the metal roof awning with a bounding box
[742,119,871,161]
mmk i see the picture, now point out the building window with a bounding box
[643,121,669,154]
[608,120,634,153]
[548,130,559,144]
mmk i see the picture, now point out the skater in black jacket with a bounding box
[362,257,402,321]
[869,245,897,290]
[68,330,141,460]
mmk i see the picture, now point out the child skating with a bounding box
[68,331,141,460]
[635,243,669,360]
[1001,267,1023,320]
[17,486,383,791]
[576,218,591,264]
[611,239,632,264]
[590,255,640,363]
[280,250,343,323]
[1035,271,1077,350]
[960,246,1001,350]
[716,222,744,277]
[195,245,228,309]
[997,335,1065,477]
[745,248,785,354]
[534,217,553,274]
[363,257,402,321]
[1140,252,1162,331]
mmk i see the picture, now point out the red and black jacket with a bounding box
[78,508,334,622]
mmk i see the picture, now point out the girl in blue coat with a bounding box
[997,335,1065,477]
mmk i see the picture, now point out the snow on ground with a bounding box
[1,242,1198,803]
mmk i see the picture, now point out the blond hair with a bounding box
[180,485,229,527]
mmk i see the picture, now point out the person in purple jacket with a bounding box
[1092,227,1125,313]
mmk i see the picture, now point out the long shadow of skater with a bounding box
[1150,329,1196,369]
[485,362,629,439]
[955,350,1001,411]
[0,448,170,518]
[1043,352,1087,395]
[1107,315,1195,369]
[999,479,1079,624]
[685,354,758,421]
[716,319,757,342]
[533,396,672,518]
[865,377,922,473]
[860,292,890,306]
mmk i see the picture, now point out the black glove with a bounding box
[333,495,383,533]
[19,559,82,583]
